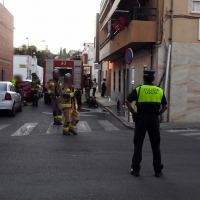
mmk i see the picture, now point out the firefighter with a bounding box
[61,73,80,136]
[16,75,28,106]
[31,73,39,107]
[84,75,92,102]
[47,69,62,125]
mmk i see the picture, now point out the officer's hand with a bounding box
[70,92,75,98]
[63,94,70,99]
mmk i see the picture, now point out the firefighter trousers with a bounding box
[85,87,90,100]
[31,90,38,106]
[51,98,62,123]
[62,108,80,133]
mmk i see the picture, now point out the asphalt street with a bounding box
[0,98,200,200]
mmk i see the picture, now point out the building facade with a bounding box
[0,3,14,81]
[98,0,200,122]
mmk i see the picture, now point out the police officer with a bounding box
[61,73,79,136]
[31,73,39,107]
[47,69,62,125]
[126,70,168,177]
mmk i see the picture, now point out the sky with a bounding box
[1,0,101,54]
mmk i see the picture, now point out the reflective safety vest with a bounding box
[60,85,78,109]
[136,85,164,105]
[47,79,62,99]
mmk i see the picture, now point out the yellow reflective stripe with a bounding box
[75,104,78,109]
[50,83,55,86]
[62,104,72,108]
[70,93,74,97]
[57,115,62,119]
[48,90,51,94]
[69,124,76,129]
[62,127,69,131]
[66,89,71,92]
[54,116,58,119]
[136,85,163,103]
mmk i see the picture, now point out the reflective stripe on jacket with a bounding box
[61,85,78,109]
[47,79,62,99]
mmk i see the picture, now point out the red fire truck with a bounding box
[43,58,92,104]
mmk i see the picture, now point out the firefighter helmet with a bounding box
[52,69,60,75]
[65,73,72,78]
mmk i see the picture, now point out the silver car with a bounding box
[0,81,22,117]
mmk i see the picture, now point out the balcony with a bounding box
[99,7,157,61]
[99,0,110,22]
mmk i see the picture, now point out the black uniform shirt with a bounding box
[126,83,167,114]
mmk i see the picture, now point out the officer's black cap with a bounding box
[143,70,155,77]
[31,73,37,76]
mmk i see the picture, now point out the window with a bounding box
[1,69,5,81]
[193,0,200,12]
[118,70,121,92]
[113,71,116,91]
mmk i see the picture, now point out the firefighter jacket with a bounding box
[47,79,62,99]
[84,79,92,89]
[31,78,40,91]
[60,84,78,109]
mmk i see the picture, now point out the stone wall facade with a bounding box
[0,3,14,81]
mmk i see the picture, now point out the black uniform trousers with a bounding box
[132,113,163,173]
[31,90,38,106]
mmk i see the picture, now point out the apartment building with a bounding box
[0,3,14,81]
[98,0,200,122]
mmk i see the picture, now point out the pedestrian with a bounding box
[31,73,40,107]
[126,70,168,177]
[92,78,98,96]
[101,78,106,97]
[47,69,63,125]
[61,73,80,136]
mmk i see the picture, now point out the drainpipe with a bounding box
[167,0,174,122]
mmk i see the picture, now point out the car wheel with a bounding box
[9,104,16,117]
[18,102,22,112]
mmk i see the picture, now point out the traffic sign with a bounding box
[125,48,133,65]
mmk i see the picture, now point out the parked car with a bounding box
[23,80,32,100]
[0,81,22,117]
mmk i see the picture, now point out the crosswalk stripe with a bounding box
[98,120,119,131]
[46,122,62,134]
[77,121,92,132]
[167,130,199,133]
[11,123,38,137]
[0,124,10,131]
[181,133,200,136]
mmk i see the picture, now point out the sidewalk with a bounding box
[96,94,200,130]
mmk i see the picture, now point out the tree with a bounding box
[14,44,56,67]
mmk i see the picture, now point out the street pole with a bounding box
[128,64,130,122]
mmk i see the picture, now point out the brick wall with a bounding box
[0,3,14,81]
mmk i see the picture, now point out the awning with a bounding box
[100,0,121,31]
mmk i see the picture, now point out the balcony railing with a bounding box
[128,7,156,21]
[100,7,157,50]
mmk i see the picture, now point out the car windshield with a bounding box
[23,81,31,87]
[0,83,7,91]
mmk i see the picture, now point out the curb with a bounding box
[97,100,135,130]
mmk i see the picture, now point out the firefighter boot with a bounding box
[63,122,71,136]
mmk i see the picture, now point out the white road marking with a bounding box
[11,123,38,137]
[181,133,200,136]
[167,130,200,133]
[0,124,10,131]
[98,120,119,131]
[77,121,91,132]
[46,122,62,134]
[42,112,52,115]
